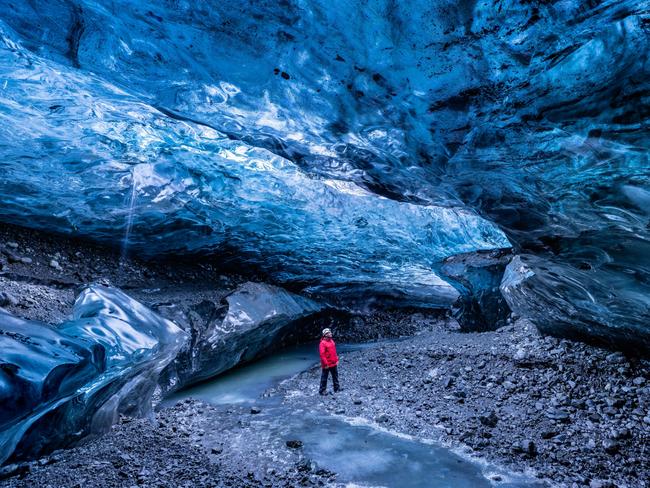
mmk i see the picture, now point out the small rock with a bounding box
[590,480,617,488]
[546,408,571,422]
[20,257,32,264]
[375,413,389,423]
[540,430,558,440]
[353,399,362,405]
[50,259,61,269]
[602,439,620,454]
[286,440,303,449]
[5,251,20,264]
[515,439,537,456]
[605,352,626,364]
[250,406,262,414]
[0,292,18,307]
[611,428,631,440]
[6,242,18,249]
[479,411,498,428]
[632,377,646,386]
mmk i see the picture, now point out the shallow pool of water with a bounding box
[282,414,498,488]
[161,342,378,406]
[163,341,546,487]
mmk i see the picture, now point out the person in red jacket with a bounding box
[319,328,341,395]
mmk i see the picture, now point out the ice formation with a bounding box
[0,1,647,347]
[0,285,185,464]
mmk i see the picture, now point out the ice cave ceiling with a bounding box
[0,0,648,349]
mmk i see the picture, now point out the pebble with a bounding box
[50,259,61,269]
[479,411,498,428]
[0,291,18,307]
[375,413,389,423]
[6,242,18,249]
[20,257,32,264]
[546,408,570,422]
[519,439,537,456]
[250,407,261,414]
[602,439,620,454]
[5,251,20,263]
[285,440,303,449]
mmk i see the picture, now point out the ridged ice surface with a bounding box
[0,1,648,347]
[161,282,323,393]
[0,285,185,463]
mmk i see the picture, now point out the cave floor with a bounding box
[2,318,648,487]
[0,224,648,488]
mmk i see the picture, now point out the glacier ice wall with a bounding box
[0,285,186,464]
[0,0,648,348]
[160,282,323,393]
[0,11,509,306]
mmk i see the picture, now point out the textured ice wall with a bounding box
[0,16,509,307]
[160,282,323,393]
[0,285,186,464]
[0,0,648,348]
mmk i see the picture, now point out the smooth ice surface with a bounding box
[0,1,648,345]
[0,285,186,463]
[0,3,510,307]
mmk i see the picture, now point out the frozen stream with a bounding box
[162,343,545,487]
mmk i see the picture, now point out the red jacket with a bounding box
[319,338,339,369]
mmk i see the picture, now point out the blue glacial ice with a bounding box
[0,285,186,464]
[0,16,509,307]
[160,281,323,393]
[0,0,648,348]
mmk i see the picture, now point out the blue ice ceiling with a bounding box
[0,1,648,347]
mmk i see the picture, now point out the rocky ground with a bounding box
[276,320,650,488]
[4,318,648,488]
[0,222,251,325]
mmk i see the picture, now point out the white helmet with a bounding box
[322,328,332,336]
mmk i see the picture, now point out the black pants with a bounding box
[319,366,340,393]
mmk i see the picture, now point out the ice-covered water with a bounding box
[285,415,542,488]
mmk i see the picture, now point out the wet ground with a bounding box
[163,340,545,488]
[1,223,648,487]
